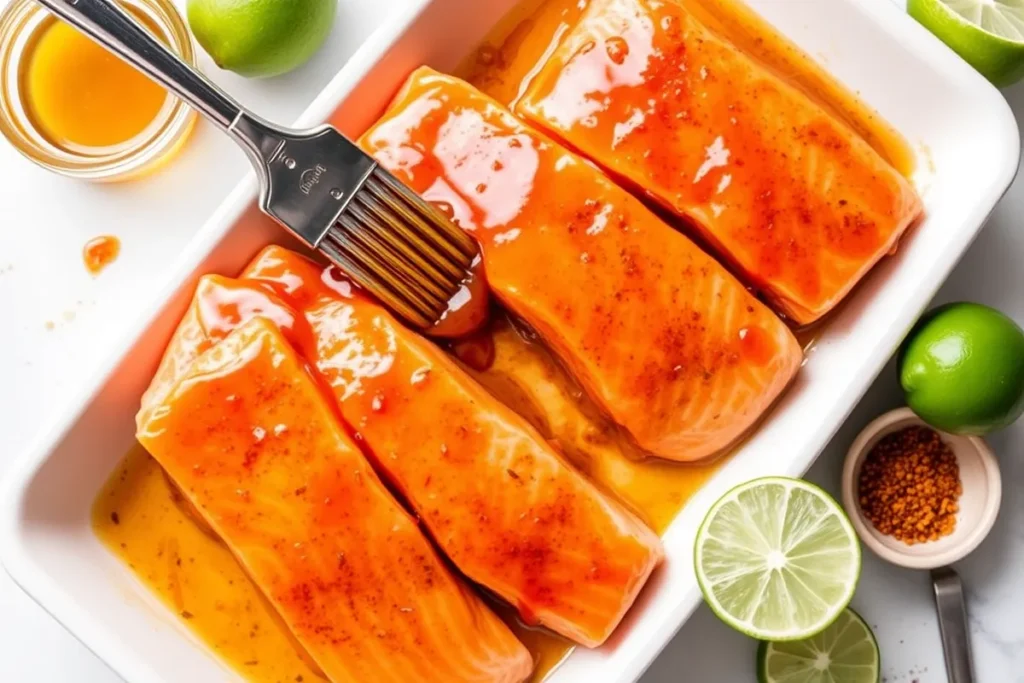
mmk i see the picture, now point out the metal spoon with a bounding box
[932,566,975,683]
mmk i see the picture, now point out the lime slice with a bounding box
[694,477,861,641]
[757,608,880,683]
[908,0,1024,86]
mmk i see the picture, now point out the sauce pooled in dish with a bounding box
[137,317,533,683]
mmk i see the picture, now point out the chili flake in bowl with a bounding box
[841,407,1001,570]
[859,426,962,544]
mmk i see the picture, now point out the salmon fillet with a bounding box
[360,68,802,462]
[136,318,533,683]
[242,246,664,647]
[515,0,923,324]
[138,274,319,428]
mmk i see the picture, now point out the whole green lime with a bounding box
[187,0,337,78]
[900,302,1024,435]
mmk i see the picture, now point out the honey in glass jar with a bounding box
[0,0,197,181]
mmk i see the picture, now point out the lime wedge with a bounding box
[694,477,861,641]
[908,0,1024,86]
[757,608,880,683]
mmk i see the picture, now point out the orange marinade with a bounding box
[94,1,923,681]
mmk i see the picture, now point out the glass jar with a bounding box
[0,0,197,182]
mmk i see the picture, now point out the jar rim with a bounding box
[0,0,198,182]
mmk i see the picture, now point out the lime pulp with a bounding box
[694,477,861,641]
[757,608,880,683]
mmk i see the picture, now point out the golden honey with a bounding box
[21,15,168,153]
[0,0,196,181]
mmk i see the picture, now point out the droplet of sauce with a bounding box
[428,255,491,339]
[605,36,629,65]
[83,235,120,275]
[737,326,775,366]
[433,201,456,219]
[451,328,497,372]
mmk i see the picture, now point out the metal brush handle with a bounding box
[34,0,241,130]
[32,0,290,173]
[35,0,478,332]
[34,0,376,249]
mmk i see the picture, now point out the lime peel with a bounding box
[899,302,1024,435]
[187,0,338,78]
[909,0,1024,86]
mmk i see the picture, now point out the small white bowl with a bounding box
[841,407,1001,570]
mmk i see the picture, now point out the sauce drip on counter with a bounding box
[82,235,120,275]
[22,15,168,152]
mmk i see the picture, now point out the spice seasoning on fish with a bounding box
[858,425,962,544]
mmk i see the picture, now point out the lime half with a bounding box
[694,477,861,641]
[757,608,880,683]
[908,0,1024,86]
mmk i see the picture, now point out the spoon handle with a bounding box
[932,567,975,683]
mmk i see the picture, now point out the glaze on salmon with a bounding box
[360,68,802,462]
[137,319,533,683]
[138,274,320,429]
[515,0,923,324]
[242,247,664,648]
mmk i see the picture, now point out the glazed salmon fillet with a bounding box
[515,0,923,324]
[136,318,533,683]
[360,68,802,462]
[242,246,664,647]
[137,274,320,428]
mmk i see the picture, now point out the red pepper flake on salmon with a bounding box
[243,246,664,648]
[359,68,802,462]
[515,0,923,324]
[137,318,533,683]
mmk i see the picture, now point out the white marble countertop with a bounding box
[1,0,1021,681]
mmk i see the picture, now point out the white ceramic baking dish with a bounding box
[1,0,1018,681]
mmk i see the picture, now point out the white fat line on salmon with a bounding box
[612,107,646,148]
[694,135,730,184]
[493,228,521,245]
[586,203,614,235]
